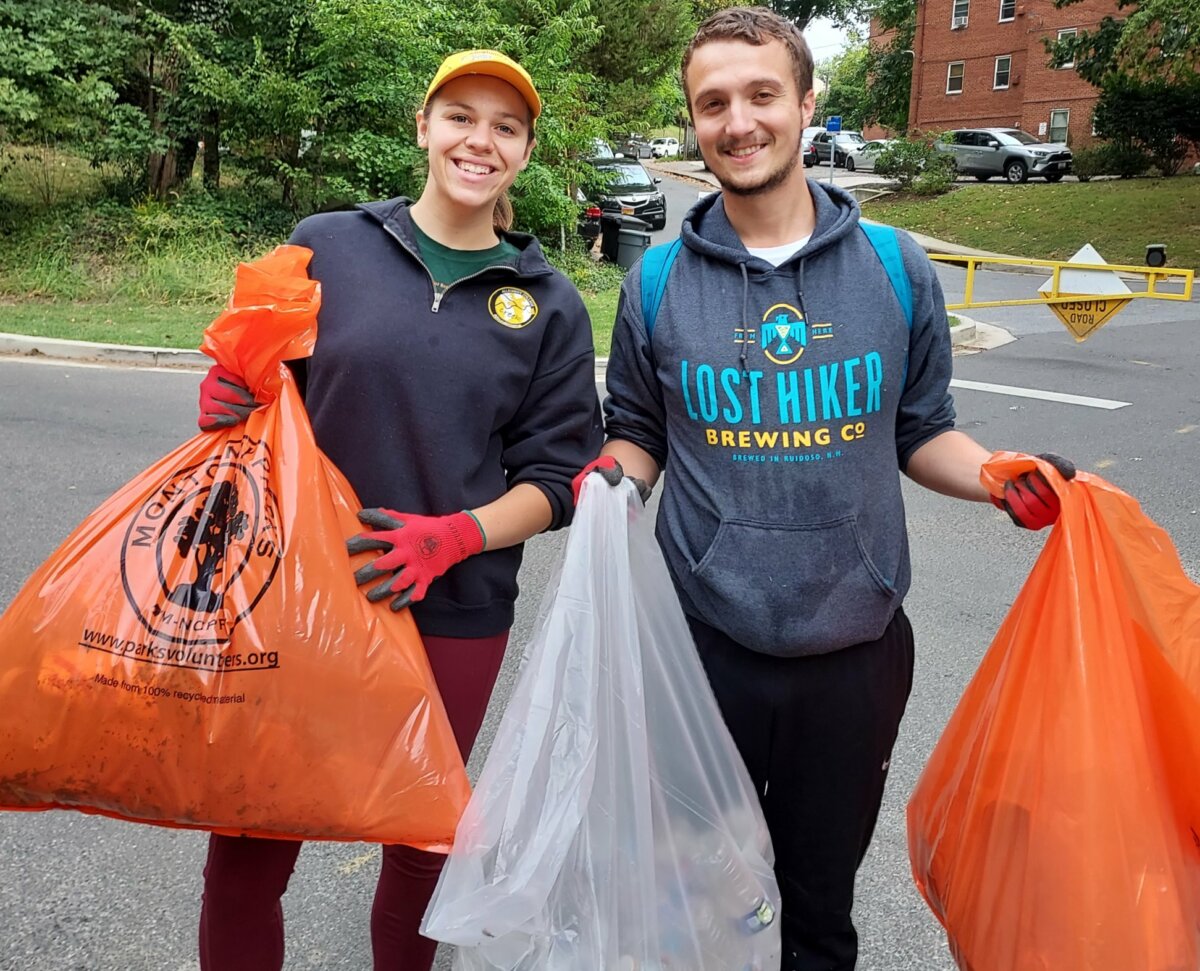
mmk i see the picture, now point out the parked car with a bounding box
[844,139,897,173]
[810,130,866,166]
[801,126,824,167]
[935,128,1072,183]
[616,134,654,159]
[587,138,615,159]
[577,201,603,246]
[583,157,667,230]
[650,137,679,158]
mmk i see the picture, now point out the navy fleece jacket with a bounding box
[288,198,603,638]
[604,181,956,656]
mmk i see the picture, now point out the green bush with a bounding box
[874,140,932,188]
[511,161,582,247]
[911,166,954,196]
[875,135,955,193]
[1103,142,1152,179]
[546,245,626,294]
[1070,146,1107,182]
[0,189,294,303]
[1065,142,1152,181]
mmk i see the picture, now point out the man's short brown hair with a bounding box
[681,6,815,113]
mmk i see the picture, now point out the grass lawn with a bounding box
[0,300,219,348]
[1,290,626,356]
[583,289,620,356]
[864,177,1200,271]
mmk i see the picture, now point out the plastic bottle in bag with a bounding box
[687,826,778,968]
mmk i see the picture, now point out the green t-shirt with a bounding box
[411,222,521,303]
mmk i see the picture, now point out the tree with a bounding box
[861,0,915,133]
[579,0,693,131]
[770,0,859,31]
[816,39,869,130]
[1049,0,1200,172]
[0,0,149,191]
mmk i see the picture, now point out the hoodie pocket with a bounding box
[683,516,898,655]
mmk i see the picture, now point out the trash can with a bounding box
[599,213,623,264]
[616,216,651,270]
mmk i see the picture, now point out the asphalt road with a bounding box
[0,180,1197,969]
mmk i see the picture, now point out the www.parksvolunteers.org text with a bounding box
[79,627,279,672]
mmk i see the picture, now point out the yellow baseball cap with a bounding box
[424,49,542,120]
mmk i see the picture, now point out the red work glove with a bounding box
[346,509,486,611]
[198,364,262,431]
[991,452,1076,530]
[572,456,651,505]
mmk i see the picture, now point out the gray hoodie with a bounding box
[603,181,956,656]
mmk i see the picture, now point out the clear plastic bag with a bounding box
[422,476,782,970]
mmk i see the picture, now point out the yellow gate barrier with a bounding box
[928,251,1195,341]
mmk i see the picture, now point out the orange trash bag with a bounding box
[0,245,470,849]
[908,452,1200,971]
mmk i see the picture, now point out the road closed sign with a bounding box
[1040,243,1133,341]
[1049,295,1132,340]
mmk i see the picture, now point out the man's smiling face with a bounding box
[686,37,816,198]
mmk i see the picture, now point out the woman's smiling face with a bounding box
[417,74,535,216]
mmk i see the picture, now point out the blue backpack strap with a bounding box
[859,222,913,329]
[640,226,910,341]
[640,236,683,337]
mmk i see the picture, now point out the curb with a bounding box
[0,332,210,369]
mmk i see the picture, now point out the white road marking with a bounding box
[950,378,1131,410]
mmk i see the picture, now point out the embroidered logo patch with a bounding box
[489,287,538,328]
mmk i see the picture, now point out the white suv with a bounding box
[650,137,679,158]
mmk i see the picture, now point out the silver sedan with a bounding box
[844,139,896,173]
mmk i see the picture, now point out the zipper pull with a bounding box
[431,291,443,313]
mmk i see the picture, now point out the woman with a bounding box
[195,50,603,971]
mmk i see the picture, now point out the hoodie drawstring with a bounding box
[794,258,812,336]
[738,262,750,375]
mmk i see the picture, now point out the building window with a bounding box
[994,56,1012,88]
[1057,28,1077,68]
[998,0,1015,21]
[947,62,965,94]
[951,0,969,28]
[1091,110,1099,136]
[1049,108,1070,142]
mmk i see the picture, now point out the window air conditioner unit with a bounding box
[952,16,968,28]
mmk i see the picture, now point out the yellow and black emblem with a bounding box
[489,287,538,329]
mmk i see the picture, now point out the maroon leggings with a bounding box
[198,630,510,971]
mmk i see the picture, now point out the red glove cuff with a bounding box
[370,511,485,600]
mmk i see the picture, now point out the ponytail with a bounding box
[493,192,514,232]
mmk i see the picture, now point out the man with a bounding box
[576,7,1073,970]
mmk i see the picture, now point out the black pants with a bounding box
[687,609,915,971]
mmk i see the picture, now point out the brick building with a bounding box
[875,0,1121,146]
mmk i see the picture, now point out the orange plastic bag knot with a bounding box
[199,245,321,402]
